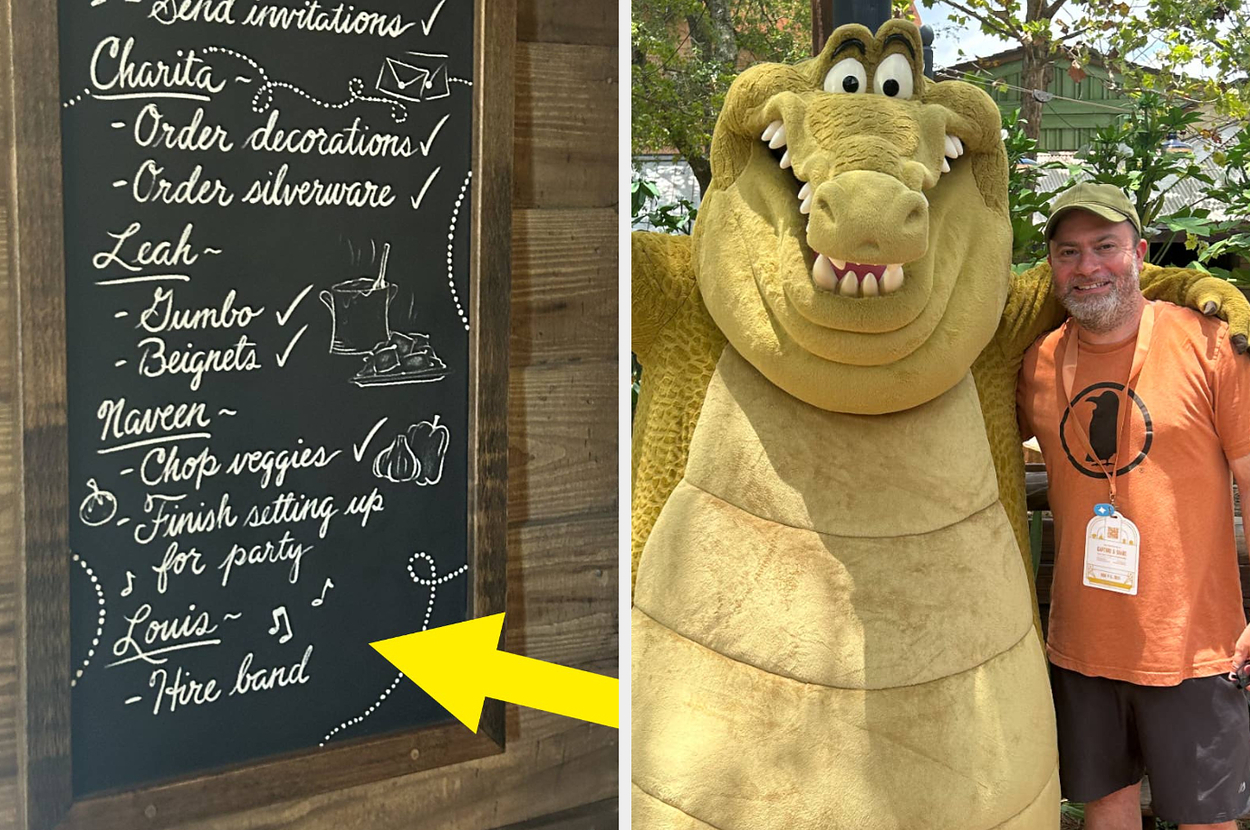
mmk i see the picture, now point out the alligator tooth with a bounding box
[762,120,782,142]
[812,254,839,291]
[940,157,951,174]
[798,182,811,200]
[944,135,959,158]
[880,264,905,293]
[799,194,812,214]
[831,258,846,270]
[840,272,859,296]
[951,136,965,156]
[861,273,879,296]
[768,125,787,149]
[780,149,792,169]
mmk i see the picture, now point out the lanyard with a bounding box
[1060,302,1155,509]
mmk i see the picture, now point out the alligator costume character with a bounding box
[631,19,1250,829]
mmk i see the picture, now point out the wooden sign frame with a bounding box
[0,0,514,824]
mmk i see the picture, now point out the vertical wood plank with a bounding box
[0,193,25,830]
[0,0,73,823]
[470,0,517,754]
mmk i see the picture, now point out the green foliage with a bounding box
[1003,92,1250,283]
[632,353,642,420]
[632,0,810,192]
[1170,122,1250,283]
[631,171,699,234]
[631,176,662,219]
[1101,0,1249,121]
[1075,92,1212,233]
[1002,108,1063,269]
[1031,91,1250,282]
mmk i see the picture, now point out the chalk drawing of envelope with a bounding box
[402,52,451,102]
[376,57,431,103]
[376,53,451,104]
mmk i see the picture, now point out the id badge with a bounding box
[1083,503,1141,595]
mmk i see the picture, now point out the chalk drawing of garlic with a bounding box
[372,434,419,483]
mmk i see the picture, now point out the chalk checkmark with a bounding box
[353,416,390,462]
[277,283,314,326]
[421,0,447,35]
[410,166,442,211]
[275,325,309,368]
[419,114,450,157]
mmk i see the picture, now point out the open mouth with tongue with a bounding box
[811,258,905,296]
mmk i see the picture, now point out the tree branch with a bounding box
[687,0,738,65]
[1055,24,1100,43]
[939,0,1020,40]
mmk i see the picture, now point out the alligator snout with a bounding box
[808,171,928,267]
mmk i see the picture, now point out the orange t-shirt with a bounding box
[1018,301,1250,685]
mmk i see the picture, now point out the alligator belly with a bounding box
[635,480,1036,688]
[632,605,1057,830]
[631,352,1058,828]
[632,767,1060,829]
[631,480,1058,829]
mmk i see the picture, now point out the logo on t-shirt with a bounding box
[1060,382,1153,478]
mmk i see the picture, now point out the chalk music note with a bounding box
[121,570,135,597]
[311,578,335,607]
[268,606,293,644]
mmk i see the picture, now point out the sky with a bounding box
[925,1,1016,69]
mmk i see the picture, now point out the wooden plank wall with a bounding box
[0,0,619,826]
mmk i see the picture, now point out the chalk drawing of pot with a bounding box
[322,242,399,355]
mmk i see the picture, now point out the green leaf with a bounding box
[1164,216,1215,233]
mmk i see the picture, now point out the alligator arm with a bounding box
[631,231,726,596]
[1140,266,1250,353]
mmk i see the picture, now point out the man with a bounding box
[1018,182,1250,829]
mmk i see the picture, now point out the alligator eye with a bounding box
[823,57,867,94]
[873,53,914,99]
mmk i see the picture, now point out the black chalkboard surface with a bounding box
[60,0,475,797]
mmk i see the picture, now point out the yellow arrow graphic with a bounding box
[369,613,618,732]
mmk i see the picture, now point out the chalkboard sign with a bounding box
[3,0,512,823]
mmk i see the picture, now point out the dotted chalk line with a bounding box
[319,552,467,746]
[71,552,106,688]
[61,64,466,112]
[205,46,407,123]
[447,171,471,331]
[62,87,92,109]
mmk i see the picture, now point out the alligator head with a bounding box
[692,19,1012,414]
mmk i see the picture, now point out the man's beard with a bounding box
[1059,260,1142,334]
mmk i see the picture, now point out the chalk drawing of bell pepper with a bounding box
[405,415,449,486]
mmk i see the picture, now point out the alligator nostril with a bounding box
[906,205,924,226]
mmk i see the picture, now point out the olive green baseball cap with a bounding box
[1044,182,1143,240]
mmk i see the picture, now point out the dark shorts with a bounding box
[1051,663,1250,824]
